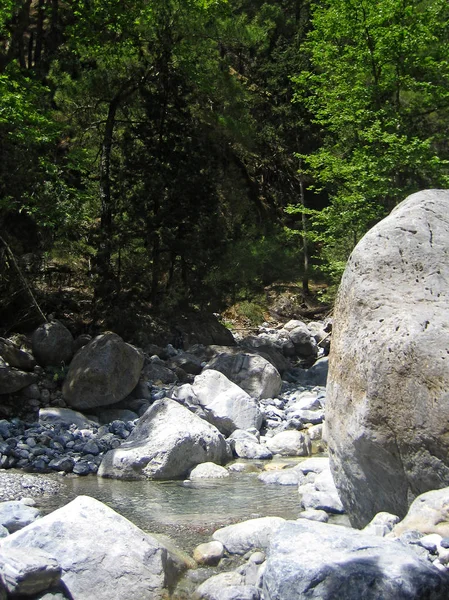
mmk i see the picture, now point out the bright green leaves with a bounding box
[290,0,449,287]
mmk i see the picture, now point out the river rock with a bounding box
[0,495,180,600]
[0,364,37,394]
[265,430,310,457]
[167,352,203,375]
[62,333,144,410]
[327,190,449,527]
[0,501,40,533]
[363,512,400,537]
[282,320,318,358]
[258,468,303,486]
[193,541,224,566]
[31,321,74,367]
[189,462,229,479]
[392,487,449,538]
[142,359,177,384]
[212,517,285,555]
[0,547,61,596]
[240,337,291,375]
[0,338,35,371]
[299,468,345,514]
[205,353,281,400]
[38,407,95,429]
[98,398,229,480]
[263,519,449,599]
[176,370,262,435]
[194,572,261,600]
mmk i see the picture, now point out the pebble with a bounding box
[0,417,136,476]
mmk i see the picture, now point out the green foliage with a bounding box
[204,227,304,302]
[290,0,449,285]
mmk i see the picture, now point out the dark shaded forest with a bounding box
[1,0,448,336]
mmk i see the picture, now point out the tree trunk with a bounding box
[93,96,120,303]
[299,164,310,295]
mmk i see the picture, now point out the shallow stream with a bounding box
[41,460,309,552]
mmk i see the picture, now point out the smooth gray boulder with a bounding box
[205,353,282,400]
[0,501,40,533]
[212,517,285,555]
[39,407,95,429]
[282,320,318,358]
[392,487,449,538]
[265,430,311,457]
[0,363,37,394]
[0,547,61,596]
[263,519,449,599]
[194,572,260,600]
[193,541,224,566]
[299,468,345,514]
[0,338,35,371]
[62,333,144,410]
[98,398,229,480]
[31,321,73,367]
[189,462,229,479]
[174,370,263,435]
[0,496,180,600]
[326,190,449,527]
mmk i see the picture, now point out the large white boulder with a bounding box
[204,352,281,400]
[62,333,144,410]
[0,496,180,600]
[326,190,449,527]
[98,398,229,480]
[263,519,449,599]
[212,516,285,555]
[392,487,449,538]
[173,370,262,435]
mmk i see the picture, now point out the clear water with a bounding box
[41,462,308,552]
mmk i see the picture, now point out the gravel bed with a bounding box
[0,471,62,502]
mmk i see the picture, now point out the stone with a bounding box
[296,456,330,475]
[39,408,95,429]
[98,398,229,480]
[258,469,303,486]
[62,333,144,410]
[0,547,61,596]
[297,509,329,523]
[189,462,229,479]
[0,338,35,370]
[31,321,74,367]
[0,495,181,600]
[326,190,449,527]
[193,541,224,566]
[212,517,285,555]
[240,337,291,375]
[233,439,272,460]
[363,512,401,537]
[175,370,263,435]
[195,577,260,600]
[205,353,282,400]
[142,361,177,384]
[0,501,40,533]
[174,312,236,348]
[168,352,203,375]
[282,320,318,358]
[0,366,37,394]
[263,519,449,600]
[265,430,311,457]
[392,487,449,538]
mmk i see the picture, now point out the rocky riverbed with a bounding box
[2,253,449,600]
